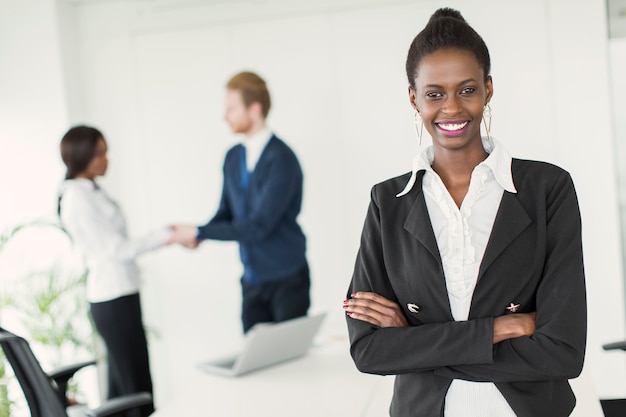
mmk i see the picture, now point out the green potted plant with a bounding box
[0,221,94,414]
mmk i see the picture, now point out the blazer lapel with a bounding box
[478,191,532,279]
[403,186,441,262]
[403,183,451,318]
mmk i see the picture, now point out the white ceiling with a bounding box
[58,0,626,38]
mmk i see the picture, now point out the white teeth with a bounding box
[438,122,468,131]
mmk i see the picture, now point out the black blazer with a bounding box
[346,159,587,417]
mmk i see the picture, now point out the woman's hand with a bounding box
[344,292,408,328]
[493,312,537,344]
[166,224,200,248]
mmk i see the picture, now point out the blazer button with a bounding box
[506,303,520,313]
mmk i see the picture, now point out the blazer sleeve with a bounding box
[347,185,495,375]
[197,151,301,243]
[434,171,587,382]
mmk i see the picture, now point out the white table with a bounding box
[150,341,393,417]
[150,341,604,417]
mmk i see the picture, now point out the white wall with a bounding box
[0,1,69,319]
[611,38,626,250]
[3,0,625,408]
[0,0,103,408]
[609,34,626,395]
[0,0,68,226]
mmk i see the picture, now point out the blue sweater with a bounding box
[197,135,307,282]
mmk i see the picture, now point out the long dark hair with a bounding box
[60,125,104,180]
[58,125,104,215]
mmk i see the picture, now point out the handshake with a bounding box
[165,224,201,249]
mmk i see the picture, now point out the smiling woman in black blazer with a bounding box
[343,7,586,417]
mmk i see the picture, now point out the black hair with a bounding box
[405,7,491,89]
[60,125,104,180]
[58,125,104,216]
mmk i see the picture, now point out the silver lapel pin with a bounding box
[407,303,420,313]
[506,303,521,313]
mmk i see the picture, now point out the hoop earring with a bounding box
[414,111,424,147]
[483,104,492,142]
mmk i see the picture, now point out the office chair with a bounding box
[0,326,153,417]
[600,340,626,417]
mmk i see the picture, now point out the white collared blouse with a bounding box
[398,137,518,416]
[59,178,169,303]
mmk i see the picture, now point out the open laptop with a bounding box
[198,312,326,377]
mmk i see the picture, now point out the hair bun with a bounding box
[428,7,466,24]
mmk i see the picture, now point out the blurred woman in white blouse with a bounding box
[58,125,173,417]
